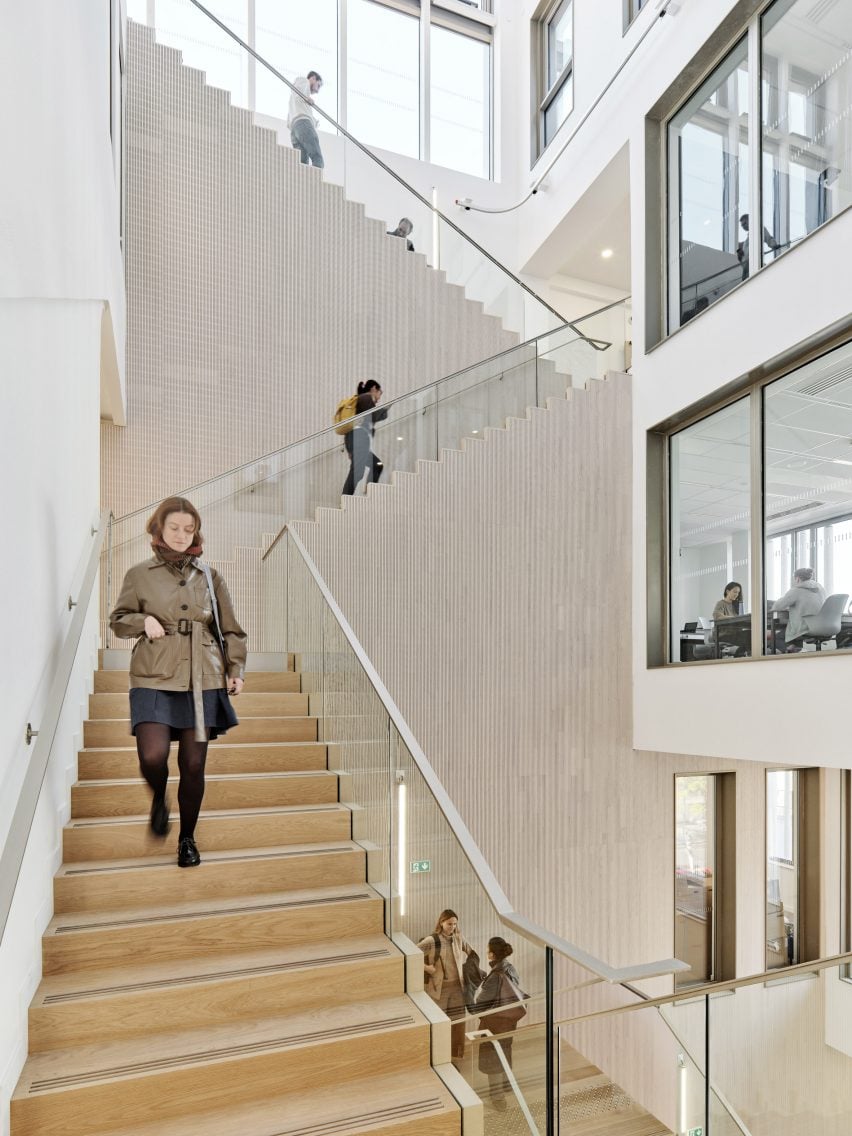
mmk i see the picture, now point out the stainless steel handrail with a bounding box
[108,305,626,527]
[0,511,111,945]
[183,0,590,339]
[284,525,687,985]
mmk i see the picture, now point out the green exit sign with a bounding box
[688,1128,703,1136]
[410,860,431,874]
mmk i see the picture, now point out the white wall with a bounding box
[0,2,124,1127]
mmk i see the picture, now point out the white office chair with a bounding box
[788,593,850,652]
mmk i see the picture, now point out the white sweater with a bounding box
[288,77,316,129]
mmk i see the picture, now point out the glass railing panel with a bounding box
[707,966,852,1136]
[559,991,706,1136]
[387,724,549,1128]
[436,347,538,450]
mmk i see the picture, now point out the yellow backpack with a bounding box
[334,393,359,435]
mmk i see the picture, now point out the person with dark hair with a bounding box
[772,566,826,651]
[418,910,479,1061]
[737,213,780,279]
[387,217,415,252]
[288,70,324,168]
[109,497,246,867]
[475,937,527,1111]
[341,380,388,496]
[712,581,742,623]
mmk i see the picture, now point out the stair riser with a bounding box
[11,1024,430,1136]
[54,850,366,913]
[43,896,383,975]
[89,693,308,718]
[84,718,318,746]
[76,743,327,780]
[94,671,301,693]
[30,956,401,1052]
[62,808,350,862]
[71,775,337,817]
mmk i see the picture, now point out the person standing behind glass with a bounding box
[475,937,526,1112]
[712,581,742,622]
[419,909,477,1062]
[288,71,324,169]
[342,380,388,496]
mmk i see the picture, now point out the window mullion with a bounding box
[421,0,430,162]
[748,16,762,278]
[338,0,348,132]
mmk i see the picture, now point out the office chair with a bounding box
[787,592,850,652]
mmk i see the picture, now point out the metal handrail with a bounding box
[0,511,111,945]
[109,304,626,527]
[183,0,588,340]
[284,525,687,985]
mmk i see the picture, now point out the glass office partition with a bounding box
[766,769,799,970]
[675,775,716,986]
[761,0,852,265]
[670,398,753,662]
[668,38,750,327]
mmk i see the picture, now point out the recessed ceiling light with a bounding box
[396,436,404,441]
[472,429,480,434]
[601,248,614,259]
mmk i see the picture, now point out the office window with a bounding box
[431,25,491,179]
[763,341,852,655]
[670,398,752,663]
[255,0,337,129]
[625,0,649,27]
[156,0,250,109]
[668,39,750,328]
[534,0,573,157]
[347,0,420,158]
[761,0,852,265]
[767,770,799,969]
[675,775,715,986]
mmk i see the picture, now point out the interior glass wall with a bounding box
[763,341,852,654]
[767,769,799,969]
[668,39,750,326]
[675,775,716,986]
[537,0,574,152]
[255,0,337,129]
[761,0,852,265]
[430,25,491,178]
[670,398,752,662]
[347,0,420,158]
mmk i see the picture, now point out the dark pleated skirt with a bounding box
[129,688,238,740]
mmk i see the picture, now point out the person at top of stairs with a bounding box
[109,496,247,868]
[288,70,325,169]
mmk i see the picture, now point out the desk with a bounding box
[713,614,752,658]
[679,633,706,662]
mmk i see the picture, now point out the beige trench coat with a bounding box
[109,556,247,739]
[417,931,476,1000]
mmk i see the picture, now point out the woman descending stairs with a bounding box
[11,656,465,1136]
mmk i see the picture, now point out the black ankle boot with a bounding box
[150,796,170,837]
[177,834,201,868]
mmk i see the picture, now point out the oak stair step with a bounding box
[89,692,308,718]
[71,770,338,816]
[94,669,302,693]
[84,716,319,747]
[11,996,433,1136]
[90,1067,460,1136]
[76,740,328,779]
[42,883,383,974]
[53,841,366,913]
[63,803,351,861]
[30,934,402,1051]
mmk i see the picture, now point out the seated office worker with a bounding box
[712,581,742,623]
[771,567,826,651]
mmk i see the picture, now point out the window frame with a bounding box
[532,0,574,163]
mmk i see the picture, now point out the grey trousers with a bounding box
[290,118,324,168]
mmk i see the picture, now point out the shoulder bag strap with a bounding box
[197,561,228,665]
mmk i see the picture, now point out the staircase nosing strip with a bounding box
[67,805,342,829]
[42,950,391,1002]
[62,846,357,875]
[28,1017,418,1091]
[53,892,373,933]
[275,1098,445,1136]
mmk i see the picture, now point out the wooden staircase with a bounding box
[11,656,465,1136]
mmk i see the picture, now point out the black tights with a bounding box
[135,723,210,838]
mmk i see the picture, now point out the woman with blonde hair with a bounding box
[418,909,481,1061]
[110,497,246,868]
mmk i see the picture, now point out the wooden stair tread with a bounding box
[47,881,378,936]
[66,802,349,827]
[74,770,337,788]
[56,839,362,877]
[14,995,428,1096]
[91,1068,459,1136]
[78,741,326,754]
[35,934,397,1005]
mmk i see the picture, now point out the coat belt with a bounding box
[162,620,213,742]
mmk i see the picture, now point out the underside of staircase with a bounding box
[11,654,466,1136]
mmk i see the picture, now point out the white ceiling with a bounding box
[676,346,852,546]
